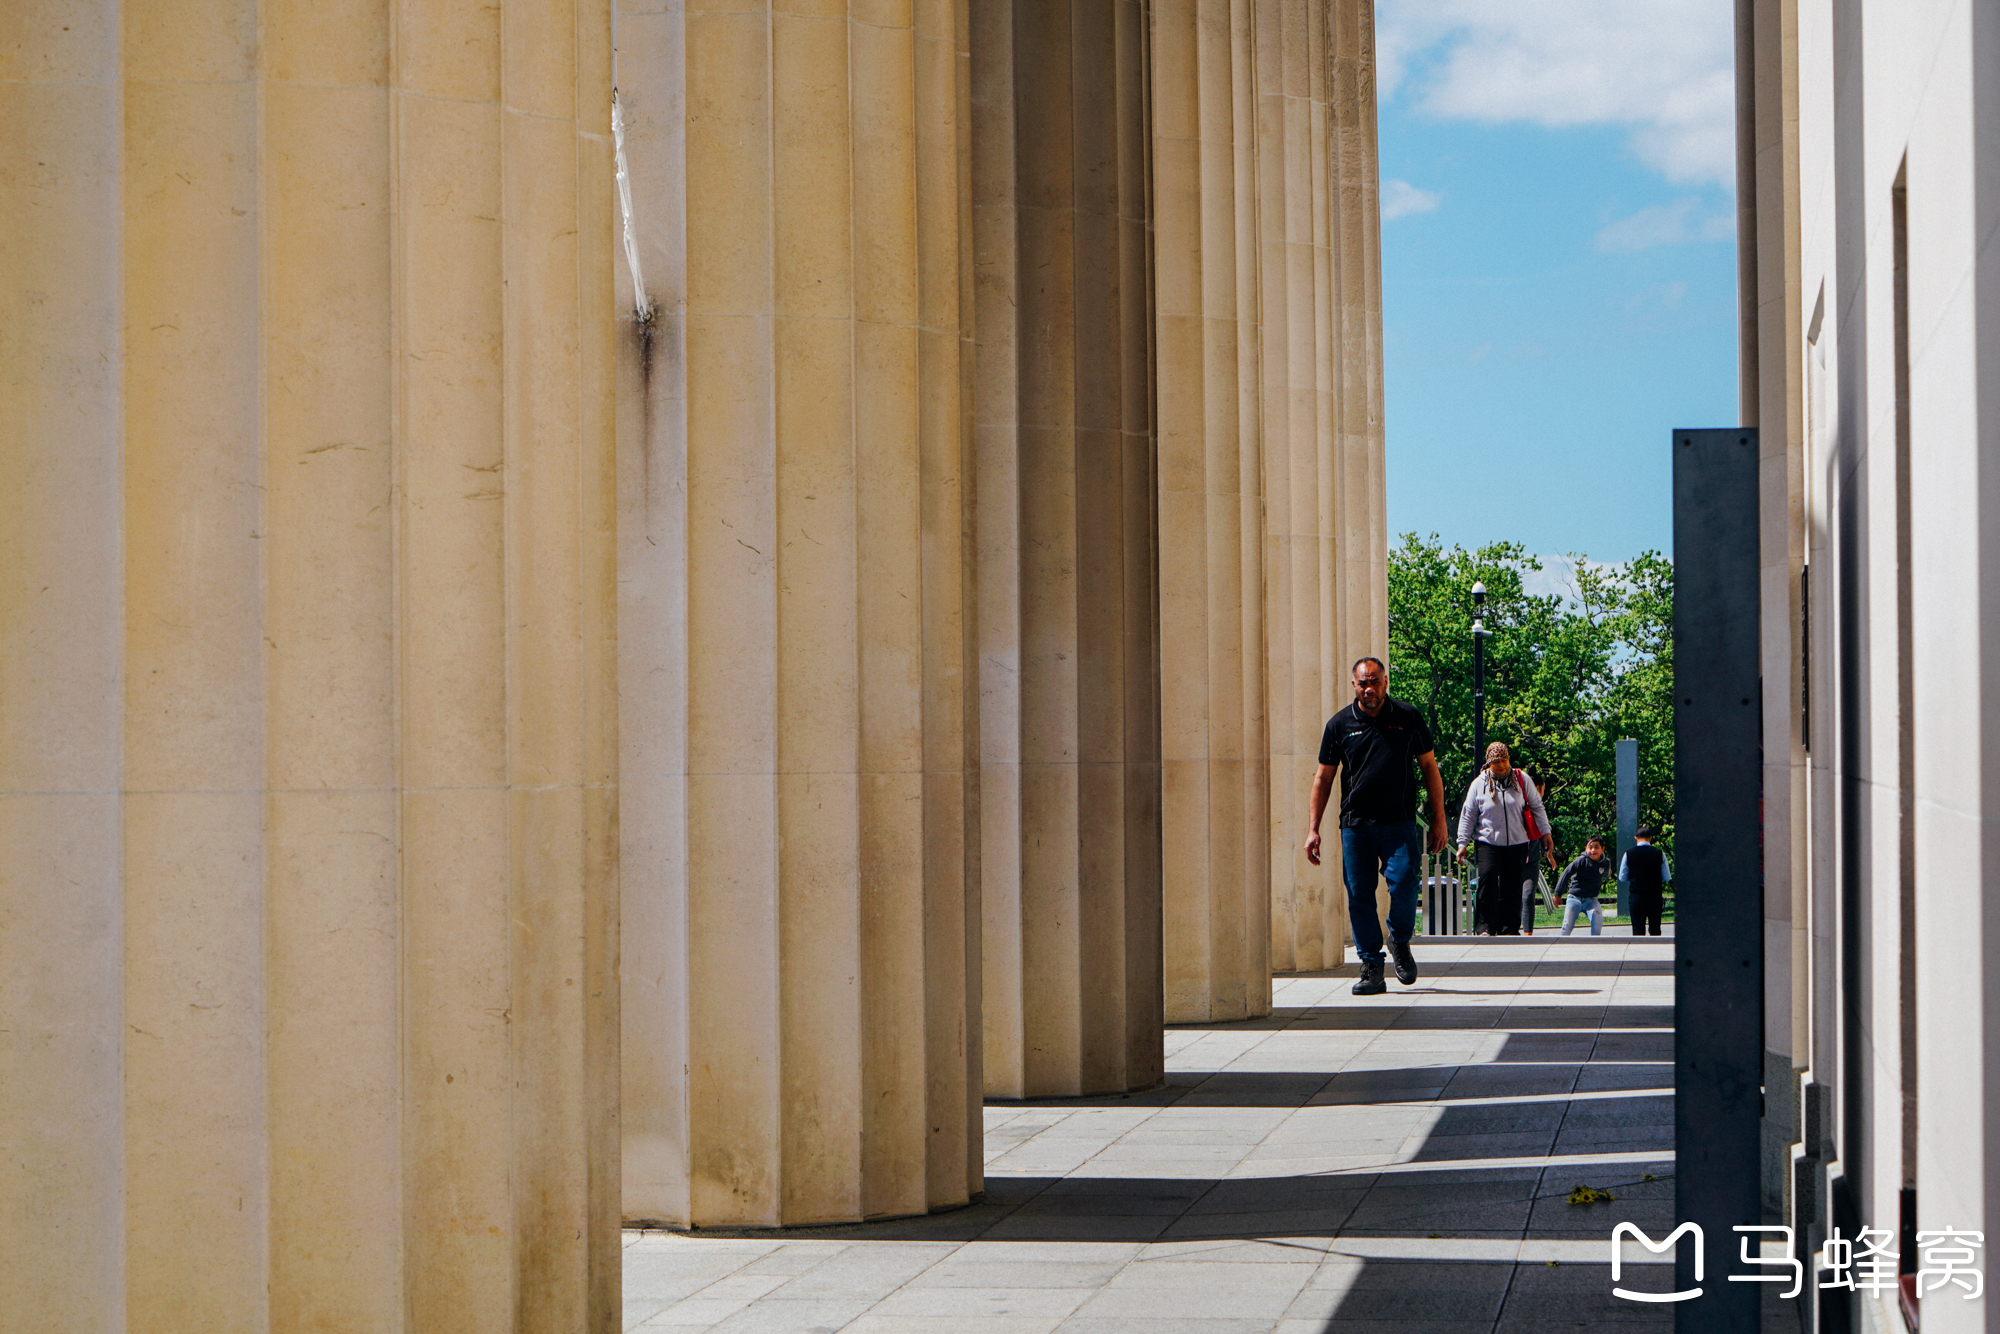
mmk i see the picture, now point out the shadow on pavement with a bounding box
[1297,1255,1677,1331]
[655,1160,1675,1246]
[1172,1004,1674,1033]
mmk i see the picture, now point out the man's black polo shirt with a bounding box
[1318,697,1436,827]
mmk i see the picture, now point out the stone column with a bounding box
[614,0,983,1226]
[1,0,620,1327]
[1,6,124,1326]
[973,0,1164,1097]
[1264,0,1385,974]
[1153,0,1272,1023]
[1332,0,1389,669]
[1260,0,1341,973]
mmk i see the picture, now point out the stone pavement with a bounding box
[624,936,1688,1333]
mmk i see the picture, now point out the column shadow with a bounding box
[1292,1254,1678,1331]
[1169,1003,1674,1032]
[656,1159,1677,1247]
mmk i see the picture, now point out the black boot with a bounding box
[1390,936,1418,986]
[1351,959,1386,995]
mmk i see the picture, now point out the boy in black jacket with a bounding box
[1619,826,1672,936]
[1556,836,1613,935]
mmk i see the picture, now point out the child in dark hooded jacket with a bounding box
[1555,835,1613,935]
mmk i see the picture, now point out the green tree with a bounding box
[1385,534,1674,860]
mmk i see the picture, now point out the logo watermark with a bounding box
[1609,1222,1984,1303]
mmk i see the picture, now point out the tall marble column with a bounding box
[1332,0,1389,674]
[1264,0,1386,974]
[1153,0,1273,1023]
[973,0,1164,1097]
[1,5,124,1324]
[614,0,983,1226]
[1,0,621,1327]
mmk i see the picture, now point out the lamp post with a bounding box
[1471,581,1491,770]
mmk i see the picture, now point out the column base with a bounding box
[623,1191,991,1234]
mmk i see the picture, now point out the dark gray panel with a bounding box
[1673,428,1763,1332]
[1617,736,1639,918]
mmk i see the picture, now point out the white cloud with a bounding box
[1593,197,1735,252]
[1377,0,1737,190]
[1521,554,1621,605]
[1382,178,1443,219]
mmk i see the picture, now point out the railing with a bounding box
[1419,849,1469,935]
[1417,850,1558,936]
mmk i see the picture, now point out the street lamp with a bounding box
[1471,581,1491,771]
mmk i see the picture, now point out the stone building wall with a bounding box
[1744,1,2000,1329]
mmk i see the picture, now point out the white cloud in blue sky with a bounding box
[1382,178,1443,219]
[1377,0,1737,188]
[1594,198,1737,253]
[1374,0,1739,564]
[1520,554,1621,605]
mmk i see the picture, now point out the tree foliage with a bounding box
[1385,533,1675,859]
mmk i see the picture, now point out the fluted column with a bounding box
[1153,0,1272,1022]
[615,0,982,1227]
[1263,0,1383,974]
[1,0,620,1327]
[1,7,123,1324]
[1332,0,1388,671]
[973,0,1163,1097]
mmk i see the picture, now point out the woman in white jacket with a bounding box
[1455,742,1553,935]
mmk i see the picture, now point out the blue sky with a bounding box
[1374,0,1739,567]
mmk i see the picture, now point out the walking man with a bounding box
[1620,825,1671,936]
[1304,657,1449,994]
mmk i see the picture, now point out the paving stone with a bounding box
[980,1215,1175,1243]
[762,1245,955,1298]
[734,1244,855,1275]
[1012,1189,1208,1218]
[1309,1086,1450,1106]
[684,1297,879,1332]
[1056,1321,1281,1334]
[1278,1323,1492,1334]
[1068,1283,1305,1320]
[1305,1258,1516,1290]
[689,1274,794,1302]
[843,1318,1067,1334]
[1358,1165,1544,1190]
[622,1297,675,1330]
[1188,1180,1369,1213]
[908,1260,1130,1289]
[1405,1131,1559,1164]
[950,1242,1148,1263]
[1552,1124,1674,1152]
[622,1250,767,1304]
[1423,1101,1567,1134]
[1495,1289,1680,1324]
[1438,1069,1580,1097]
[624,938,1677,1334]
[866,1285,1094,1318]
[1284,1283,1506,1322]
[647,1294,772,1325]
[848,1320,1080,1328]
[1138,1238,1340,1262]
[1244,1138,1409,1162]
[1572,1064,1674,1092]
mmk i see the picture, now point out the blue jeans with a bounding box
[1340,819,1422,966]
[1561,895,1603,935]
